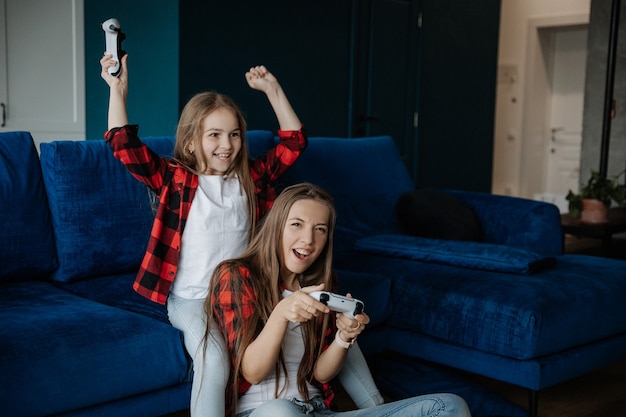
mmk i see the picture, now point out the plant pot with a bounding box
[580,198,609,224]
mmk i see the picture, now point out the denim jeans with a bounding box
[237,393,471,417]
[167,293,229,417]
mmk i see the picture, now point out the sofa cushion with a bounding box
[0,281,189,417]
[395,188,482,241]
[0,131,58,282]
[347,253,626,360]
[39,131,276,283]
[56,272,169,324]
[39,136,175,282]
[356,234,555,275]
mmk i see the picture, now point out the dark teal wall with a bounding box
[83,0,500,193]
[177,0,500,192]
[84,0,179,139]
[178,0,353,137]
[416,0,500,192]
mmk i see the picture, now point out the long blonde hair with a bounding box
[207,183,336,415]
[173,91,257,235]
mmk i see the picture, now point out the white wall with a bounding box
[0,0,85,150]
[492,0,591,197]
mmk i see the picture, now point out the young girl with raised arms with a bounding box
[208,183,472,417]
[100,53,382,416]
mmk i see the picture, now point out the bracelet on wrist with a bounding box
[335,330,356,349]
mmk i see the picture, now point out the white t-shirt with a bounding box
[237,290,322,413]
[171,175,249,299]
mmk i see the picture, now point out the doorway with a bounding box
[521,15,589,212]
[545,25,589,210]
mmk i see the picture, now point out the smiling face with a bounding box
[282,199,330,278]
[190,107,242,175]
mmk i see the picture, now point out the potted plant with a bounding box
[566,170,626,223]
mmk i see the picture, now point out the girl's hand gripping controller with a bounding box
[102,18,126,77]
[309,291,364,319]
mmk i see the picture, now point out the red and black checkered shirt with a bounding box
[211,265,337,416]
[105,124,307,305]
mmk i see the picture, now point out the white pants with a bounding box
[167,293,228,417]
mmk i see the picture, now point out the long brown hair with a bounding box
[172,91,257,236]
[207,183,336,415]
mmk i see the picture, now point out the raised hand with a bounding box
[245,65,279,94]
[244,65,301,131]
[100,53,128,94]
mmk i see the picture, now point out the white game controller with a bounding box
[102,18,126,77]
[310,291,364,318]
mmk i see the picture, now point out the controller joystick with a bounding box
[310,291,364,319]
[101,18,126,77]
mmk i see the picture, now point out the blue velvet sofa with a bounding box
[277,136,626,417]
[2,130,625,417]
[1,131,196,417]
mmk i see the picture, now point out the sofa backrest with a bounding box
[39,130,275,283]
[0,131,58,282]
[446,189,563,256]
[279,136,415,256]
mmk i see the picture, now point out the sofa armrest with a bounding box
[444,189,563,256]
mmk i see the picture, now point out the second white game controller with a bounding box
[102,18,126,77]
[310,291,364,318]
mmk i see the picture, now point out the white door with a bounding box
[519,16,589,212]
[0,0,85,150]
[544,25,588,209]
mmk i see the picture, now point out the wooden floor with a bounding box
[162,235,626,417]
[474,358,626,417]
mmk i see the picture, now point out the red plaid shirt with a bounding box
[211,265,337,416]
[104,124,307,304]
